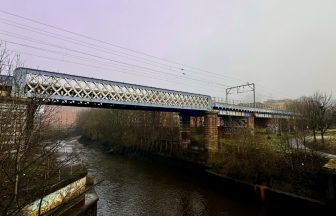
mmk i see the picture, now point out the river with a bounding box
[69,137,270,216]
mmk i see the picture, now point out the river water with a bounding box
[70,138,269,216]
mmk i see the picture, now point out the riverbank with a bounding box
[77,136,334,215]
[134,154,330,215]
[74,137,270,215]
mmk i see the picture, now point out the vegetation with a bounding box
[77,109,181,154]
[210,94,335,199]
[76,84,335,200]
[290,92,336,153]
[211,129,327,199]
[0,44,84,215]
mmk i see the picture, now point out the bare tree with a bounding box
[300,97,319,143]
[312,92,335,145]
[288,92,335,145]
[0,43,84,215]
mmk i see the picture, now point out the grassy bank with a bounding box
[207,131,328,200]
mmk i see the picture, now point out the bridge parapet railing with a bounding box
[211,97,289,113]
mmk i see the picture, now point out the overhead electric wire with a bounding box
[0,35,233,90]
[0,10,243,82]
[3,42,222,94]
[0,18,190,72]
[0,30,207,81]
[3,36,285,100]
[0,38,284,100]
[0,18,239,88]
[12,50,183,86]
[0,11,290,99]
[0,9,292,100]
[10,50,221,94]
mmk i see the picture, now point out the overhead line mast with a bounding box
[225,83,255,108]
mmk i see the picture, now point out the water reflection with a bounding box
[71,138,267,216]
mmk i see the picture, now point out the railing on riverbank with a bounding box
[22,172,98,216]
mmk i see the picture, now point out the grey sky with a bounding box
[1,0,335,102]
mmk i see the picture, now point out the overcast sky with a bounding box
[0,0,335,102]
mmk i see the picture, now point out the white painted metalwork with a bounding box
[212,101,292,116]
[14,68,211,111]
[2,68,293,116]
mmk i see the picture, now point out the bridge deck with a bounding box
[13,68,211,112]
[0,67,292,116]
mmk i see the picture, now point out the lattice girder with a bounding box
[13,68,211,111]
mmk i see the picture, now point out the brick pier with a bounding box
[204,111,219,152]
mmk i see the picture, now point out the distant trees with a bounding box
[273,92,335,171]
[292,92,336,145]
[76,109,180,154]
[212,94,334,198]
[313,92,335,144]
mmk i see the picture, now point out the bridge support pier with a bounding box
[179,114,191,150]
[204,111,219,152]
[247,116,255,129]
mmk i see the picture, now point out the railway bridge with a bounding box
[0,67,292,152]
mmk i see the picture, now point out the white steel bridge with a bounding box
[1,67,291,117]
